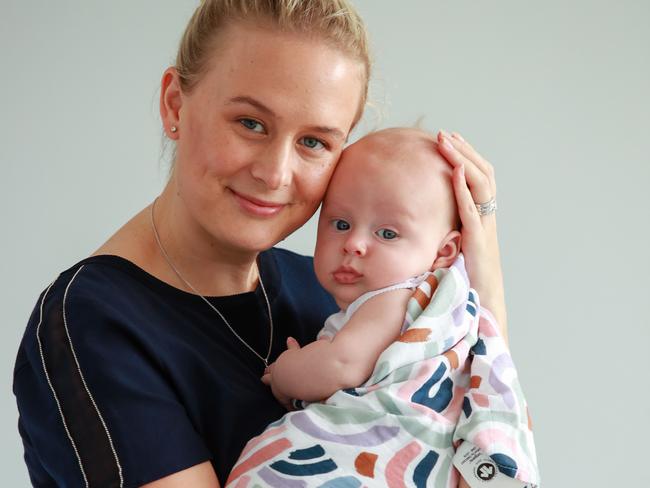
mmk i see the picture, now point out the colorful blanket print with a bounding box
[226,255,539,487]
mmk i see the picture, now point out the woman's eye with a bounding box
[300,137,325,150]
[239,118,265,133]
[332,219,350,231]
[376,228,398,240]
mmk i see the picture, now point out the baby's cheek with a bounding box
[386,249,431,281]
[313,247,336,286]
[369,253,409,287]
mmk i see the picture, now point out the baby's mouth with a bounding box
[332,265,363,284]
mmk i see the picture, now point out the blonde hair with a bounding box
[175,0,371,120]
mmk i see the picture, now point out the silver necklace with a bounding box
[150,199,274,367]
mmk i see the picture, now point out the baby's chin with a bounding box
[331,287,361,311]
[329,284,369,312]
[329,279,403,312]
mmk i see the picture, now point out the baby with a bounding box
[226,128,539,488]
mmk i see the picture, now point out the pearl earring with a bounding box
[170,126,178,133]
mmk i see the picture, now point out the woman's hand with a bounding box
[437,130,508,341]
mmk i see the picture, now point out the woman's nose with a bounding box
[250,140,293,190]
[343,234,367,257]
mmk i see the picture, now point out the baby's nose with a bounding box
[343,236,367,256]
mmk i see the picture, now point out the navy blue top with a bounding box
[13,248,337,487]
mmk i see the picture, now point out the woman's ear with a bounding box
[431,230,462,270]
[160,67,183,139]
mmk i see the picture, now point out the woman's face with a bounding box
[165,22,364,254]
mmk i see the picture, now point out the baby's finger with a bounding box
[286,337,300,349]
[261,373,271,385]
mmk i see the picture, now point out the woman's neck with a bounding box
[148,188,261,297]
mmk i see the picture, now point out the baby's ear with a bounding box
[431,230,462,270]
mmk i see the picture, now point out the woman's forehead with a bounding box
[200,22,363,94]
[193,22,365,129]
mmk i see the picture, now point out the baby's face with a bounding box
[314,129,457,309]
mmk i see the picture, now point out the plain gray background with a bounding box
[2,1,649,486]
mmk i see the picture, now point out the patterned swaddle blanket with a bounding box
[226,255,539,487]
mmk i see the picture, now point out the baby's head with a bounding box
[314,127,461,309]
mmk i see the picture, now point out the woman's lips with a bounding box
[230,189,285,217]
[333,266,363,284]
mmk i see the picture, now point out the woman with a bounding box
[13,1,505,487]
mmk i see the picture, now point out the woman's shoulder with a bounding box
[16,256,163,367]
[14,254,215,488]
[15,256,151,360]
[36,254,161,308]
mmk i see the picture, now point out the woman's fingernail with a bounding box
[451,132,465,142]
[441,137,454,151]
[439,129,451,139]
[459,165,465,176]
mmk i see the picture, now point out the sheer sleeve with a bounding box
[14,271,211,488]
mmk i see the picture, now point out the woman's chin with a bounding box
[209,200,316,254]
[224,224,295,254]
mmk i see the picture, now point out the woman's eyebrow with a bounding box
[226,96,345,140]
[227,96,276,116]
[309,126,345,141]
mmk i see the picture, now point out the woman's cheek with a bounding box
[301,168,334,206]
[322,157,341,186]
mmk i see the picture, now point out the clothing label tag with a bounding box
[452,442,538,488]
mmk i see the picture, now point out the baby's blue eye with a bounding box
[332,219,350,231]
[301,137,325,150]
[376,228,398,240]
[239,118,265,133]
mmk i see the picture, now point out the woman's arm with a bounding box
[263,289,413,402]
[437,131,508,342]
[141,462,220,488]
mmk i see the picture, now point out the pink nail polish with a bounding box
[442,137,454,151]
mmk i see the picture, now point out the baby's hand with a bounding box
[260,337,302,410]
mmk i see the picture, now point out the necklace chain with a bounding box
[150,199,274,367]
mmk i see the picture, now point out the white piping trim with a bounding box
[36,276,89,488]
[62,265,124,488]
